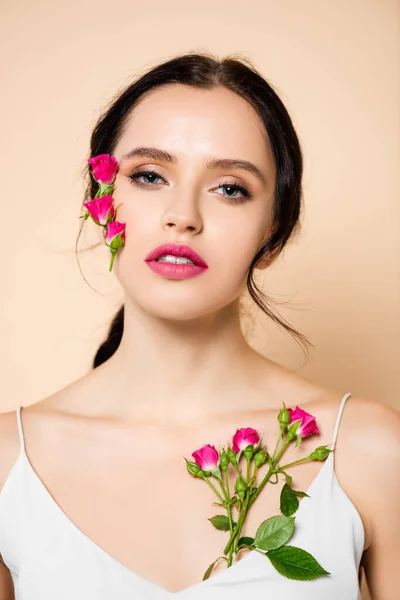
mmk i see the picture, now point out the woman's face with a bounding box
[111,84,277,320]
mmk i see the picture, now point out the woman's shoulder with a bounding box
[0,370,98,494]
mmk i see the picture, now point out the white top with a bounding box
[0,392,365,599]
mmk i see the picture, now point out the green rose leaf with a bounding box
[292,489,310,498]
[208,515,237,531]
[202,556,228,580]
[280,483,300,516]
[237,536,255,548]
[254,515,295,550]
[265,545,330,580]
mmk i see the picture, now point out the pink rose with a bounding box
[288,406,319,438]
[83,195,115,226]
[192,444,219,471]
[105,221,126,249]
[88,154,119,184]
[232,427,259,452]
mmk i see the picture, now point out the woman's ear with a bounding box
[254,227,280,270]
[255,249,280,270]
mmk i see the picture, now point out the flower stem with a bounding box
[109,251,116,272]
[246,457,251,482]
[278,456,312,470]
[220,471,235,567]
[232,489,252,554]
[222,435,294,557]
[271,431,284,463]
[204,477,225,504]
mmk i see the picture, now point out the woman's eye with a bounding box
[128,169,165,186]
[127,169,252,204]
[215,183,252,203]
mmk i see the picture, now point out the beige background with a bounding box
[1,0,398,411]
[1,1,399,596]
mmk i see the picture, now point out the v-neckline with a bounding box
[17,445,333,596]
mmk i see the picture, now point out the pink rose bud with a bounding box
[104,221,126,272]
[88,153,119,184]
[232,427,260,452]
[83,195,115,226]
[192,444,219,471]
[287,406,319,438]
[105,221,126,248]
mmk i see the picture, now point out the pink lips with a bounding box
[145,243,208,280]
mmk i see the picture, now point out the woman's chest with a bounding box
[24,409,363,594]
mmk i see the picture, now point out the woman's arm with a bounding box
[359,401,400,599]
[0,554,15,600]
[0,412,20,600]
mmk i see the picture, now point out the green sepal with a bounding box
[210,466,223,481]
[98,182,114,196]
[309,446,334,460]
[184,458,204,478]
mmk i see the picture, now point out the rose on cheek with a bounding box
[88,154,119,184]
[82,153,126,272]
[83,195,115,226]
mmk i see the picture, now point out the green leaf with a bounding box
[254,515,295,550]
[208,515,237,531]
[292,489,310,498]
[280,483,300,516]
[202,556,228,580]
[237,536,255,548]
[266,545,330,580]
[202,560,217,580]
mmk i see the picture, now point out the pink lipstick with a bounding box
[145,243,208,280]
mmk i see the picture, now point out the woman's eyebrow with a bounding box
[120,146,266,184]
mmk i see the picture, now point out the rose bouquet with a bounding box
[185,403,333,581]
[80,154,126,271]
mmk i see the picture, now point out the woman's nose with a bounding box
[161,193,203,234]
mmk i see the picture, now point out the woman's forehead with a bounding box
[115,85,272,168]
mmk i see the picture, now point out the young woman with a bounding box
[0,52,398,600]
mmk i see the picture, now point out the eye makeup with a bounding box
[127,168,253,204]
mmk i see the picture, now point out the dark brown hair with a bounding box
[76,52,314,369]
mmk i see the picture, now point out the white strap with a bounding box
[331,392,352,448]
[16,406,26,453]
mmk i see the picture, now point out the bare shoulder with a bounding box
[0,409,22,494]
[334,393,400,490]
[343,396,400,597]
[343,394,400,455]
[350,394,400,486]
